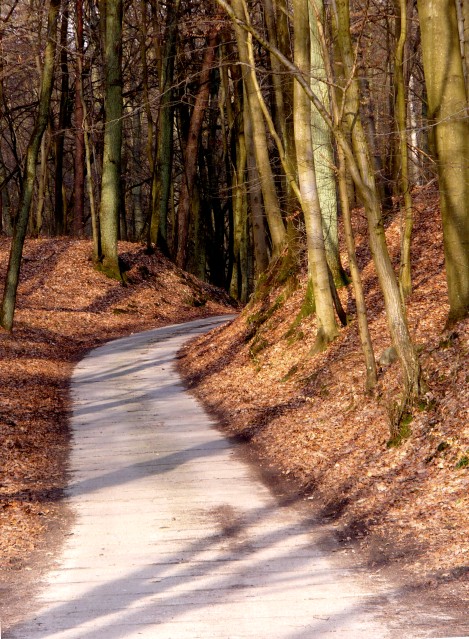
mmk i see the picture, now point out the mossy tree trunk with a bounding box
[294,0,338,351]
[309,0,346,287]
[0,0,60,331]
[417,0,469,323]
[98,0,123,280]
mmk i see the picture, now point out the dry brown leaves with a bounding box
[179,189,469,605]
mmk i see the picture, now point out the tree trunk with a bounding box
[337,142,377,389]
[294,0,338,351]
[229,115,248,299]
[394,0,414,299]
[33,132,51,236]
[244,95,269,278]
[309,0,346,286]
[0,0,61,331]
[231,0,287,258]
[176,23,218,269]
[150,0,180,254]
[131,106,145,239]
[98,0,123,280]
[54,6,70,235]
[73,0,85,236]
[417,0,469,323]
[335,0,421,405]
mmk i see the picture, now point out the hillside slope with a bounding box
[0,238,233,628]
[179,190,469,616]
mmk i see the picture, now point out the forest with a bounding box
[0,0,468,412]
[0,0,468,627]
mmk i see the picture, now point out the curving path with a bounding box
[10,316,396,638]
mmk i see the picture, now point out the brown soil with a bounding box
[178,189,469,632]
[0,238,234,630]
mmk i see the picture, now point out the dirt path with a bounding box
[7,317,425,638]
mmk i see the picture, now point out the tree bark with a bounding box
[309,0,346,286]
[98,0,123,280]
[417,0,469,323]
[33,132,51,236]
[294,0,338,351]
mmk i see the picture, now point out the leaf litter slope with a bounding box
[179,188,469,628]
[0,238,233,630]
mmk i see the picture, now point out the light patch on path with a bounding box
[9,316,398,638]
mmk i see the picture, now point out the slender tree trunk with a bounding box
[150,0,180,253]
[335,0,421,404]
[0,0,61,331]
[262,0,297,218]
[54,6,69,235]
[131,106,145,239]
[244,96,269,278]
[275,0,297,225]
[231,0,287,257]
[98,0,123,280]
[75,10,100,257]
[417,0,469,323]
[338,142,377,389]
[74,0,85,236]
[229,115,248,299]
[33,132,51,236]
[84,113,99,258]
[408,72,422,185]
[176,23,218,269]
[0,148,12,235]
[139,0,154,171]
[394,0,414,299]
[294,0,338,351]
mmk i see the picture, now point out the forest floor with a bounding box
[0,185,468,632]
[0,238,234,628]
[178,187,469,623]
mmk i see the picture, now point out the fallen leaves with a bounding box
[179,189,469,605]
